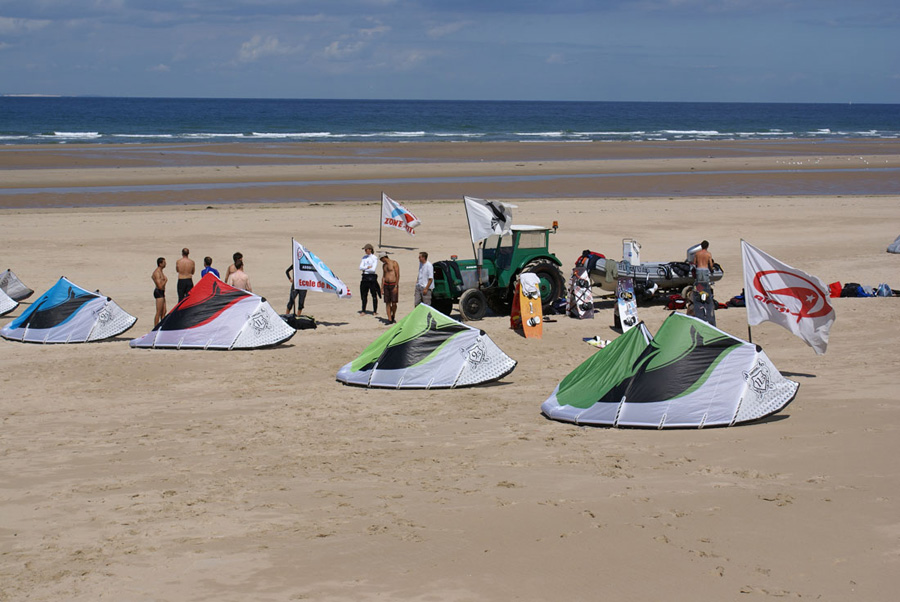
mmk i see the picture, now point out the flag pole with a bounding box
[462,197,481,283]
[378,192,383,248]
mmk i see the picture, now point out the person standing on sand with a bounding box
[359,243,380,315]
[379,252,400,323]
[226,259,252,292]
[285,264,307,316]
[201,256,219,279]
[223,252,243,284]
[415,252,434,307]
[692,240,715,281]
[175,247,195,301]
[152,257,167,326]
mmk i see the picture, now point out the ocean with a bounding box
[1,97,899,145]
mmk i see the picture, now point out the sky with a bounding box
[0,0,898,102]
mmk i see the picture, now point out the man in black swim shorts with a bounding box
[152,257,167,326]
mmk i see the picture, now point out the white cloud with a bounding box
[237,34,302,62]
[320,19,389,62]
[0,17,51,34]
[546,53,565,64]
[322,38,365,60]
[427,21,471,39]
[148,63,170,72]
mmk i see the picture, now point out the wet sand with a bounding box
[2,139,899,208]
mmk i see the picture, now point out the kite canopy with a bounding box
[130,273,295,350]
[542,313,799,428]
[0,277,136,343]
[337,303,517,388]
[0,288,17,316]
[0,269,34,301]
[888,235,900,253]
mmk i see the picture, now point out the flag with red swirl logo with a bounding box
[741,240,835,355]
[381,193,420,236]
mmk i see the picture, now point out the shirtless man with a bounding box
[692,240,714,281]
[152,257,167,326]
[175,247,196,302]
[226,258,252,292]
[223,251,243,284]
[379,252,400,323]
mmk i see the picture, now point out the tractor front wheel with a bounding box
[458,289,488,321]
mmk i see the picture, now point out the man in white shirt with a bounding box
[359,243,380,315]
[415,251,434,307]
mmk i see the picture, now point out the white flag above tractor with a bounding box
[464,196,514,243]
[741,240,835,355]
[381,193,420,236]
[293,239,351,298]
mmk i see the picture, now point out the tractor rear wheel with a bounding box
[458,289,488,321]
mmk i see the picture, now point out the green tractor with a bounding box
[431,224,566,320]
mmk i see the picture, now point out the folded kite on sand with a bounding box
[130,273,295,350]
[337,303,516,389]
[542,313,799,429]
[1,277,136,343]
[0,287,18,317]
[0,269,34,301]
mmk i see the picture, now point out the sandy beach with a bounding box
[2,141,899,601]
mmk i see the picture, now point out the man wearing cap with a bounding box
[359,243,380,315]
[379,251,400,323]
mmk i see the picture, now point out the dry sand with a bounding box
[1,141,899,601]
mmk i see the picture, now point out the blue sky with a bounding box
[1,0,898,102]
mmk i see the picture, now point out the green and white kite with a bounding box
[542,313,799,428]
[337,304,517,389]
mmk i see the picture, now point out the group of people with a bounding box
[358,243,433,324]
[150,250,250,325]
[151,244,436,328]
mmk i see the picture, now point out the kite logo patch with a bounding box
[95,305,112,324]
[249,308,270,334]
[743,360,772,398]
[462,337,487,367]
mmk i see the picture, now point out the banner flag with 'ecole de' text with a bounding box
[741,240,834,355]
[293,239,351,298]
[381,193,420,236]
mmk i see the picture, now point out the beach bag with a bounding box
[575,250,606,271]
[828,282,842,298]
[876,283,893,297]
[840,283,861,298]
[726,293,746,308]
[281,314,317,330]
[666,294,686,310]
[857,285,875,297]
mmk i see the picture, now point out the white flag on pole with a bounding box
[464,196,514,243]
[381,193,420,236]
[293,239,351,298]
[741,240,834,355]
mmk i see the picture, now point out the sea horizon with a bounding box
[2,97,898,146]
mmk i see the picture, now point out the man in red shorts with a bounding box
[379,252,400,323]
